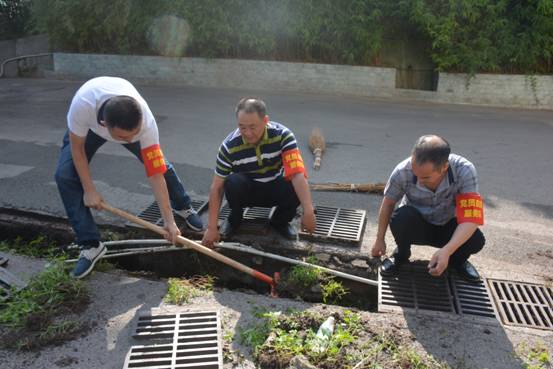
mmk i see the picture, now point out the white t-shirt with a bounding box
[67,76,159,148]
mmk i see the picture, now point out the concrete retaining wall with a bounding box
[437,73,553,110]
[49,52,553,110]
[52,53,396,97]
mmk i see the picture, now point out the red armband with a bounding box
[456,192,484,225]
[282,148,307,180]
[141,144,167,177]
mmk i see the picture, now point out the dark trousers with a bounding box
[223,173,300,226]
[389,206,485,267]
[54,130,191,245]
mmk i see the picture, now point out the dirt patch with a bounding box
[0,260,91,351]
[241,309,448,369]
[0,293,91,350]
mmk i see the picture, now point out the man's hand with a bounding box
[428,249,450,277]
[202,227,220,248]
[371,239,387,257]
[84,190,104,210]
[163,221,181,244]
[301,208,316,233]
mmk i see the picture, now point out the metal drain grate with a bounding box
[488,279,553,330]
[136,199,208,227]
[379,262,496,322]
[218,204,274,234]
[451,277,496,318]
[124,311,222,369]
[379,262,454,314]
[299,206,366,245]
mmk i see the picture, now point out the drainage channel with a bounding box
[110,242,377,310]
[0,208,379,311]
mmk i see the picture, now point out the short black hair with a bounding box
[412,135,451,169]
[235,97,267,118]
[104,96,142,131]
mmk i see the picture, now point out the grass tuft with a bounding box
[164,275,216,305]
[0,260,89,350]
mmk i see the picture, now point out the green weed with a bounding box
[241,309,450,368]
[321,277,348,304]
[287,264,321,289]
[0,236,63,259]
[164,275,215,305]
[522,341,552,369]
[0,260,89,349]
[0,260,87,328]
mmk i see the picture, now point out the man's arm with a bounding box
[371,196,397,257]
[148,173,180,243]
[69,132,103,209]
[428,222,478,276]
[290,173,316,233]
[202,175,225,247]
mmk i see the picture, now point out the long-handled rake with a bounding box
[100,202,278,296]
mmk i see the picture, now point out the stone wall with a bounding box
[52,53,396,97]
[437,73,553,110]
[48,52,553,110]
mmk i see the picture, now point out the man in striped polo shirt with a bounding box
[202,98,316,246]
[371,135,485,282]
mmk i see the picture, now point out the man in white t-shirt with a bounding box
[55,77,203,279]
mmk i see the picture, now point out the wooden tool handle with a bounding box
[100,202,274,286]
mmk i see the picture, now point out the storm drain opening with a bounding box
[379,261,497,322]
[299,206,366,246]
[135,199,208,227]
[488,279,553,331]
[124,311,222,369]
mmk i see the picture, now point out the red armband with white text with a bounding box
[141,144,167,177]
[456,192,484,225]
[282,148,307,180]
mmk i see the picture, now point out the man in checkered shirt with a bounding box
[371,135,485,282]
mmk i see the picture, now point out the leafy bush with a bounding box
[401,0,553,74]
[0,0,31,40]
[28,0,553,74]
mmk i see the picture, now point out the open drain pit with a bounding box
[0,209,379,311]
[111,243,378,310]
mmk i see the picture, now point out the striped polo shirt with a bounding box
[215,121,298,182]
[384,154,479,225]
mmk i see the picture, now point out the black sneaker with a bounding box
[453,260,481,282]
[270,221,298,240]
[380,257,407,276]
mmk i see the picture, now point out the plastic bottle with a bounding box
[312,316,335,353]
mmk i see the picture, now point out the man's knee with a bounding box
[223,173,250,202]
[467,228,485,254]
[390,206,420,236]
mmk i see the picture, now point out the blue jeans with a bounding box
[54,130,191,246]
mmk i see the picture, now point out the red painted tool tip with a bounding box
[270,272,281,298]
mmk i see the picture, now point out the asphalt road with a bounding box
[0,77,552,272]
